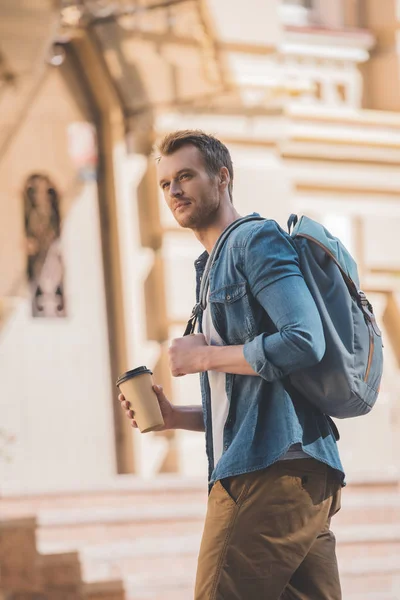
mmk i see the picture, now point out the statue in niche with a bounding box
[23,173,66,317]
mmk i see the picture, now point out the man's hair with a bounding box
[157,130,234,201]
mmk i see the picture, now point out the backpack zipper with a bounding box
[365,320,374,382]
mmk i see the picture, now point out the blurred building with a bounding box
[0,0,400,503]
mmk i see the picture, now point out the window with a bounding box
[281,0,348,29]
[280,0,314,27]
[282,0,313,7]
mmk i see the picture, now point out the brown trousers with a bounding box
[195,459,342,600]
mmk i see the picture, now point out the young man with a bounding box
[119,130,344,600]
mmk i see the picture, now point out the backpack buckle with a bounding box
[183,303,202,336]
[358,290,371,309]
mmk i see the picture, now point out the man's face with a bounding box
[157,144,220,229]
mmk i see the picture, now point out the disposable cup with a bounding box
[116,366,164,433]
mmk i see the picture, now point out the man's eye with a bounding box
[162,182,170,190]
[180,173,190,180]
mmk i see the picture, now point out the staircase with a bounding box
[0,516,125,600]
[0,478,207,600]
[1,476,399,600]
[336,481,400,599]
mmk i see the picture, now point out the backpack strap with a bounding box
[287,214,298,235]
[184,215,264,336]
[326,415,340,441]
[183,213,342,440]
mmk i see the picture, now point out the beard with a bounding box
[174,188,220,230]
[176,204,218,229]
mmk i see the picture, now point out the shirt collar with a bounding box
[194,250,209,274]
[193,213,261,274]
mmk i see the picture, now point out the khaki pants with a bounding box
[195,459,342,600]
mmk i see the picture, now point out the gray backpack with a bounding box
[185,214,384,419]
[287,213,383,419]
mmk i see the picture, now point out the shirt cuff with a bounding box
[243,334,284,381]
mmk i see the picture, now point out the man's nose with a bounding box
[169,179,183,198]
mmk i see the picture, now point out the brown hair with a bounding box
[157,130,234,201]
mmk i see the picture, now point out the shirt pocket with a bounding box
[209,281,256,344]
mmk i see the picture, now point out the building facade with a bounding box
[0,0,400,490]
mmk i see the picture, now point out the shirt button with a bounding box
[226,294,231,300]
[224,443,229,451]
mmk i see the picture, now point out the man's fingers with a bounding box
[118,393,137,427]
[152,384,164,397]
[117,393,131,410]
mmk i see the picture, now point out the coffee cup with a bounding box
[116,366,164,433]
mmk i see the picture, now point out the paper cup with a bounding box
[116,366,164,433]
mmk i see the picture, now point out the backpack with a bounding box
[287,213,383,418]
[184,214,384,419]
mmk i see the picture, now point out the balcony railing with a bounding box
[280,0,364,31]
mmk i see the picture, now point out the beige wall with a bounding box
[0,68,116,485]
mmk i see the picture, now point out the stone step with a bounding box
[340,571,400,597]
[109,560,400,600]
[4,487,398,533]
[39,533,201,563]
[74,542,400,600]
[106,557,400,600]
[37,513,400,554]
[337,492,400,526]
[1,476,397,518]
[30,490,400,534]
[122,573,196,600]
[341,479,400,497]
[125,583,400,600]
[38,516,203,547]
[336,523,400,545]
[35,503,205,546]
[345,594,399,600]
[37,504,206,528]
[39,551,128,600]
[0,476,207,516]
[340,555,400,576]
[39,525,400,583]
[337,540,400,562]
[39,533,200,584]
[336,523,400,563]
[83,579,126,600]
[0,517,42,594]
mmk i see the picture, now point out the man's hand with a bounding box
[169,333,208,377]
[118,385,176,430]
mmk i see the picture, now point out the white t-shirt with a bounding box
[203,302,230,467]
[202,301,309,468]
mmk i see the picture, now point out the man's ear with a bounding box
[219,167,230,189]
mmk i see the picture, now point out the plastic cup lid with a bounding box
[116,366,153,387]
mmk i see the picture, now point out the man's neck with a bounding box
[193,204,241,254]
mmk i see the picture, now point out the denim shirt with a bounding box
[194,215,345,487]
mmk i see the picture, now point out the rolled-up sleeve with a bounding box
[242,222,325,381]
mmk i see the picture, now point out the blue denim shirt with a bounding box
[195,215,345,486]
